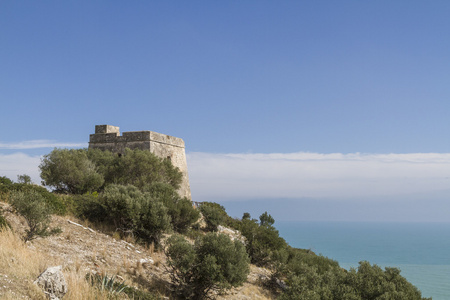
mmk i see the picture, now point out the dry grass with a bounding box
[0,228,129,300]
[239,283,274,299]
[0,229,48,279]
[64,269,116,300]
[0,228,49,298]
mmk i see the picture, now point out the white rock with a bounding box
[217,225,246,244]
[34,266,67,300]
[139,258,154,266]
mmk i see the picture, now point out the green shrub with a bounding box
[199,202,227,232]
[73,193,106,223]
[89,148,183,191]
[0,176,13,185]
[146,183,199,233]
[0,176,13,200]
[40,148,104,194]
[11,184,67,215]
[286,247,339,275]
[166,233,250,299]
[17,174,32,184]
[134,197,171,246]
[99,184,171,246]
[0,177,67,215]
[237,212,288,266]
[9,190,61,241]
[278,260,430,300]
[39,148,184,195]
[85,148,117,184]
[101,184,145,231]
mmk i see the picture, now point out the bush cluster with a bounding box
[9,189,61,241]
[40,148,182,194]
[198,202,228,232]
[235,212,288,267]
[76,183,199,246]
[0,176,67,216]
[166,233,250,299]
[278,259,429,300]
[36,148,199,246]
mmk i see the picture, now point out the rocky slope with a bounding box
[0,201,275,299]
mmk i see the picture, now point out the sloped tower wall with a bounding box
[88,125,191,199]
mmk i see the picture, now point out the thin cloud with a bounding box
[0,153,41,183]
[0,140,86,149]
[187,152,450,201]
[2,150,449,204]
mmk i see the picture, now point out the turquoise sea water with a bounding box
[275,221,450,300]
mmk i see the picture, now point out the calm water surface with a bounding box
[276,221,450,300]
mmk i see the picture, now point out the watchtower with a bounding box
[89,125,191,199]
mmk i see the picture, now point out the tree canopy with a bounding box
[39,148,182,194]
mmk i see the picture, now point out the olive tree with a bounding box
[100,184,172,246]
[166,233,250,299]
[39,148,104,194]
[9,190,60,241]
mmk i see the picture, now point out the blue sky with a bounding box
[1,1,450,222]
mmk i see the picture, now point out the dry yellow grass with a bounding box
[0,228,129,300]
[0,229,48,278]
[0,228,49,298]
[64,269,117,300]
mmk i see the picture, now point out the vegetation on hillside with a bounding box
[0,147,431,299]
[166,233,250,299]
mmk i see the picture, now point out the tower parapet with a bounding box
[89,125,191,199]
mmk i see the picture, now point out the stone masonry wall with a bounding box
[88,125,191,199]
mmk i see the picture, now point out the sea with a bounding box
[275,221,450,300]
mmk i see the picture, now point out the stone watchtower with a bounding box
[88,125,191,199]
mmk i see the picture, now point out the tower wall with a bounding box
[88,125,191,199]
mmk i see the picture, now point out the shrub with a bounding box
[17,174,32,184]
[9,190,61,241]
[237,212,288,266]
[85,148,117,184]
[0,176,13,185]
[287,247,339,275]
[39,148,184,195]
[199,202,227,232]
[0,177,67,215]
[278,260,430,300]
[134,197,171,246]
[166,233,250,299]
[100,184,146,231]
[101,148,182,190]
[0,176,13,199]
[99,184,172,246]
[11,184,67,215]
[40,148,104,194]
[146,183,199,233]
[73,193,106,223]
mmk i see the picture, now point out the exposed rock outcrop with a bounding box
[217,225,246,244]
[34,266,67,300]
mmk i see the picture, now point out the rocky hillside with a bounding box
[0,201,274,300]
